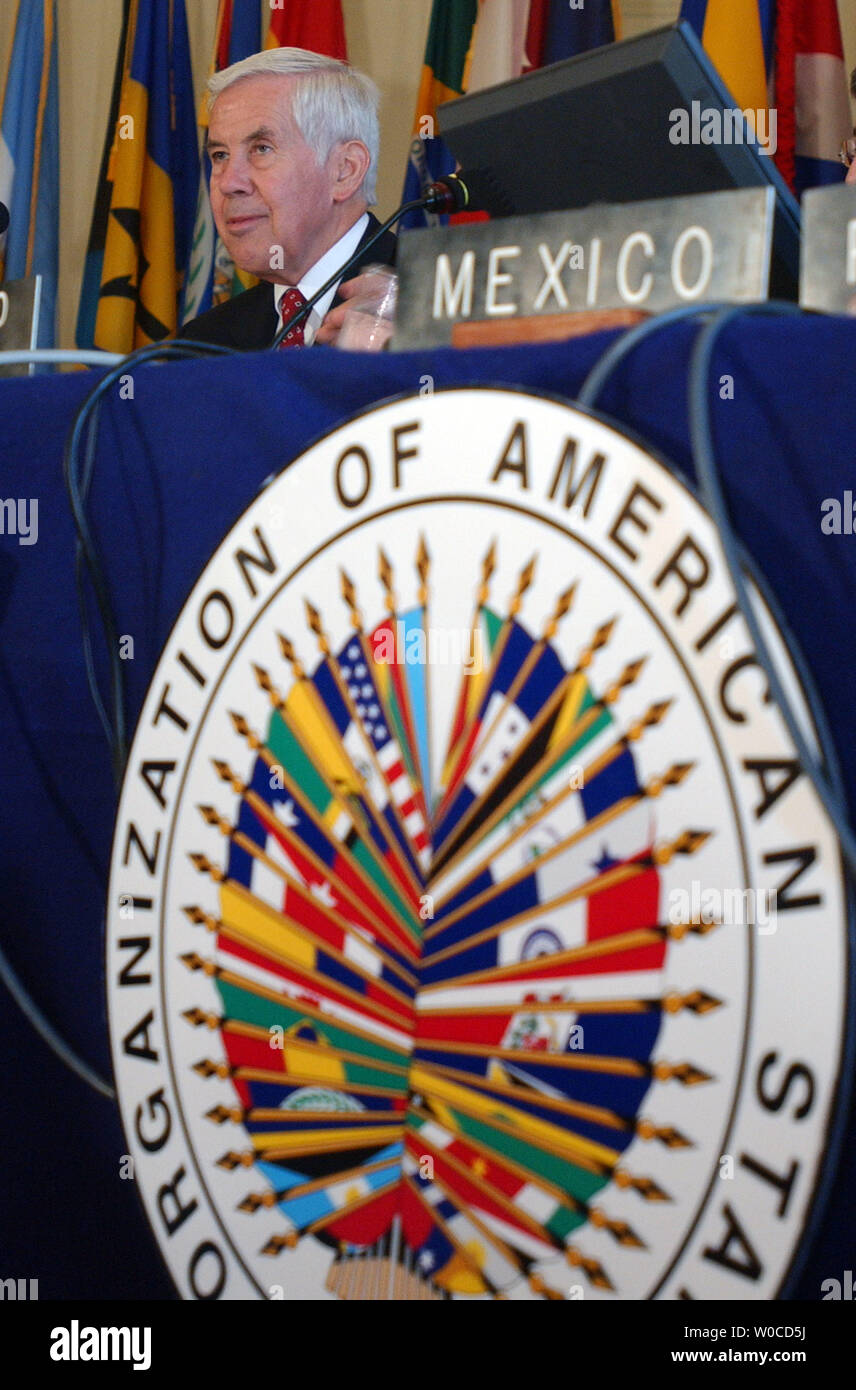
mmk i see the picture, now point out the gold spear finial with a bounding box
[238,1189,279,1212]
[253,663,275,697]
[604,656,647,704]
[210,758,245,795]
[644,762,694,799]
[207,1104,243,1125]
[217,1149,257,1170]
[340,568,362,629]
[476,541,497,605]
[277,633,305,680]
[182,1006,220,1029]
[188,853,224,882]
[653,1060,712,1086]
[182,905,218,933]
[575,618,617,672]
[663,988,722,1015]
[611,1171,670,1201]
[508,556,536,616]
[378,548,395,614]
[635,1119,692,1149]
[625,700,673,743]
[416,535,430,604]
[587,1210,645,1248]
[228,710,262,752]
[198,804,231,835]
[542,582,577,640]
[652,828,711,866]
[563,1249,613,1291]
[262,1231,300,1255]
[180,951,216,976]
[303,599,329,656]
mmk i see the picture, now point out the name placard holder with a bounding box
[393,188,774,351]
[0,274,42,376]
[800,185,856,316]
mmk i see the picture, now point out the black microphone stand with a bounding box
[269,191,454,349]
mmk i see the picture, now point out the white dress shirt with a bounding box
[273,213,369,345]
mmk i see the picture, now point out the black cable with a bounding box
[74,404,113,749]
[7,337,235,1102]
[0,941,115,1100]
[578,298,856,882]
[270,200,426,348]
[576,301,724,409]
[63,338,232,789]
[687,303,856,880]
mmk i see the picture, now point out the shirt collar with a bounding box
[273,213,370,344]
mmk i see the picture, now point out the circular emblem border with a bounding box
[106,386,853,1302]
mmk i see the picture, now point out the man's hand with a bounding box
[316,270,396,347]
[315,276,364,346]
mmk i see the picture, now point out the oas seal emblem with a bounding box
[107,389,850,1300]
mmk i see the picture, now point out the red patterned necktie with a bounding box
[278,286,307,348]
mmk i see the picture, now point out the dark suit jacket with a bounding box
[180,212,397,350]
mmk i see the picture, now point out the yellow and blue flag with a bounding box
[180,0,261,325]
[76,0,132,350]
[86,0,198,354]
[680,0,769,113]
[0,0,59,348]
[680,0,850,194]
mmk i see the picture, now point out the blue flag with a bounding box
[181,0,261,324]
[0,0,59,349]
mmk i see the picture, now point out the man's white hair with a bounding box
[208,48,379,205]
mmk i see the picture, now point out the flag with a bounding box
[679,0,769,114]
[772,0,850,194]
[180,0,261,325]
[680,0,850,195]
[401,0,622,231]
[399,0,478,231]
[265,0,347,57]
[529,0,621,64]
[89,0,198,354]
[0,0,59,349]
[76,0,132,349]
[259,1142,403,1239]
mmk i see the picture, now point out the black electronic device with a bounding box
[438,21,801,297]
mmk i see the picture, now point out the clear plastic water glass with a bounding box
[335,265,398,352]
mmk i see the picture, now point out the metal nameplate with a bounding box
[800,185,856,316]
[0,275,41,377]
[393,188,774,349]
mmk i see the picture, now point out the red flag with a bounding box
[265,0,347,58]
[772,0,850,194]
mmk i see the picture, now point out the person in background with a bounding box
[843,67,856,185]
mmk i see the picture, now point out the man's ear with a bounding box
[331,139,371,202]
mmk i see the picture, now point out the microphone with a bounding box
[0,202,9,235]
[422,168,515,218]
[268,168,514,348]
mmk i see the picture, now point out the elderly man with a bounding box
[182,47,396,349]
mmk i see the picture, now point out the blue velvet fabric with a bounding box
[1,318,854,1298]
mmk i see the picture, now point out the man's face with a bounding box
[207,74,343,283]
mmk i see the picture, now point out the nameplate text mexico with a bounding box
[393,188,774,349]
